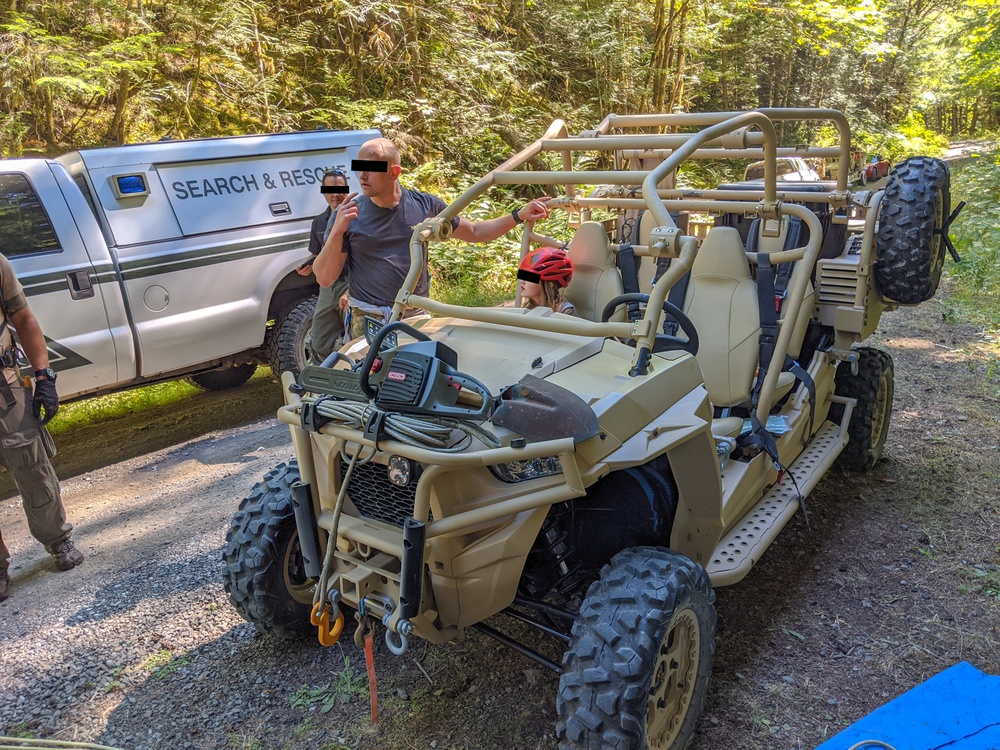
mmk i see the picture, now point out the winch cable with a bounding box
[310,446,363,645]
[304,397,501,451]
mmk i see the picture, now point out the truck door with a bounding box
[0,164,125,399]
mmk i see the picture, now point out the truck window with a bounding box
[0,173,61,257]
[72,173,102,223]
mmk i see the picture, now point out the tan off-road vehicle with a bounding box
[222,109,956,748]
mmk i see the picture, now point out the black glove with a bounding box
[32,378,59,425]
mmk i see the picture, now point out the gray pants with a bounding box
[0,384,69,565]
[310,277,350,363]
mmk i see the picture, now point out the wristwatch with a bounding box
[34,367,57,382]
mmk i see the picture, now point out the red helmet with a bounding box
[517,247,574,288]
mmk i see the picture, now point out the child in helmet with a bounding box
[517,247,575,315]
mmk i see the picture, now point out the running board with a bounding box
[706,412,851,587]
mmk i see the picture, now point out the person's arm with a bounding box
[9,301,59,423]
[314,194,358,287]
[451,198,551,243]
[8,303,49,372]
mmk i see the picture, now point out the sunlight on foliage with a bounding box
[948,149,1000,333]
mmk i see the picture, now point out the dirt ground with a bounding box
[1,293,998,750]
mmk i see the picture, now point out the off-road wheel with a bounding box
[875,157,951,305]
[828,348,894,472]
[186,362,257,391]
[557,547,716,750]
[267,295,317,378]
[222,461,314,637]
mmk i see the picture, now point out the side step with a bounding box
[706,414,851,586]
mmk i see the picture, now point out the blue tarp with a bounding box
[816,661,1000,750]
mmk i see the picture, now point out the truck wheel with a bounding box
[557,547,716,750]
[875,157,951,305]
[186,362,257,391]
[222,461,314,638]
[268,296,317,378]
[828,348,894,472]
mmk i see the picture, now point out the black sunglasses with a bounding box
[323,168,347,178]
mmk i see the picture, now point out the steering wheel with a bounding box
[600,293,699,356]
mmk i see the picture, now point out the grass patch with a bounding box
[226,720,268,750]
[290,655,367,713]
[46,366,272,436]
[958,562,1000,601]
[6,723,35,738]
[104,666,124,693]
[139,648,189,679]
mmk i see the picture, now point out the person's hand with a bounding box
[296,258,314,276]
[516,197,551,223]
[331,193,359,234]
[32,378,59,425]
[339,295,349,311]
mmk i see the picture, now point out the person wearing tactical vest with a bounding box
[0,253,83,602]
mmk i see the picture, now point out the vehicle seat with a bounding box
[683,227,760,408]
[564,221,625,322]
[746,215,816,360]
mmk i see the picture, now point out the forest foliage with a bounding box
[0,0,996,310]
[1,0,997,165]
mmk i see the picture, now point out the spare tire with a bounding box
[874,157,951,305]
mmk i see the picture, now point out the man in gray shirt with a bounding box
[314,137,550,340]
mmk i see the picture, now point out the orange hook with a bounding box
[310,602,345,647]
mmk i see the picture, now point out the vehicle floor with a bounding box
[0,287,997,750]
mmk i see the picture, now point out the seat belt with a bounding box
[616,245,643,322]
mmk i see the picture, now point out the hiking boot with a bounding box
[48,539,84,571]
[0,566,10,602]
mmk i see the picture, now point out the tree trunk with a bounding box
[104,71,132,145]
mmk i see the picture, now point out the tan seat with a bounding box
[564,221,625,323]
[682,227,760,408]
[751,216,816,359]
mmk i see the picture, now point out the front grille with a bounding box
[342,460,418,527]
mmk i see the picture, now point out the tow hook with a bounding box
[355,594,413,655]
[384,617,413,656]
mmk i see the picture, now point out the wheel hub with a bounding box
[647,607,700,748]
[872,372,890,442]
[282,532,315,604]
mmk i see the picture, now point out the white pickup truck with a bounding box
[0,128,378,400]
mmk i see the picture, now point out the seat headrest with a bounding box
[567,221,614,268]
[692,227,750,280]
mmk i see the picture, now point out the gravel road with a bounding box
[0,417,300,748]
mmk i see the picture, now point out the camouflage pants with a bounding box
[0,383,69,565]
[347,306,425,342]
[310,277,350,364]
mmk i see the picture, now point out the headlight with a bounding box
[387,455,412,487]
[488,456,563,483]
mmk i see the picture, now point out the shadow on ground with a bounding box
[0,374,285,501]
